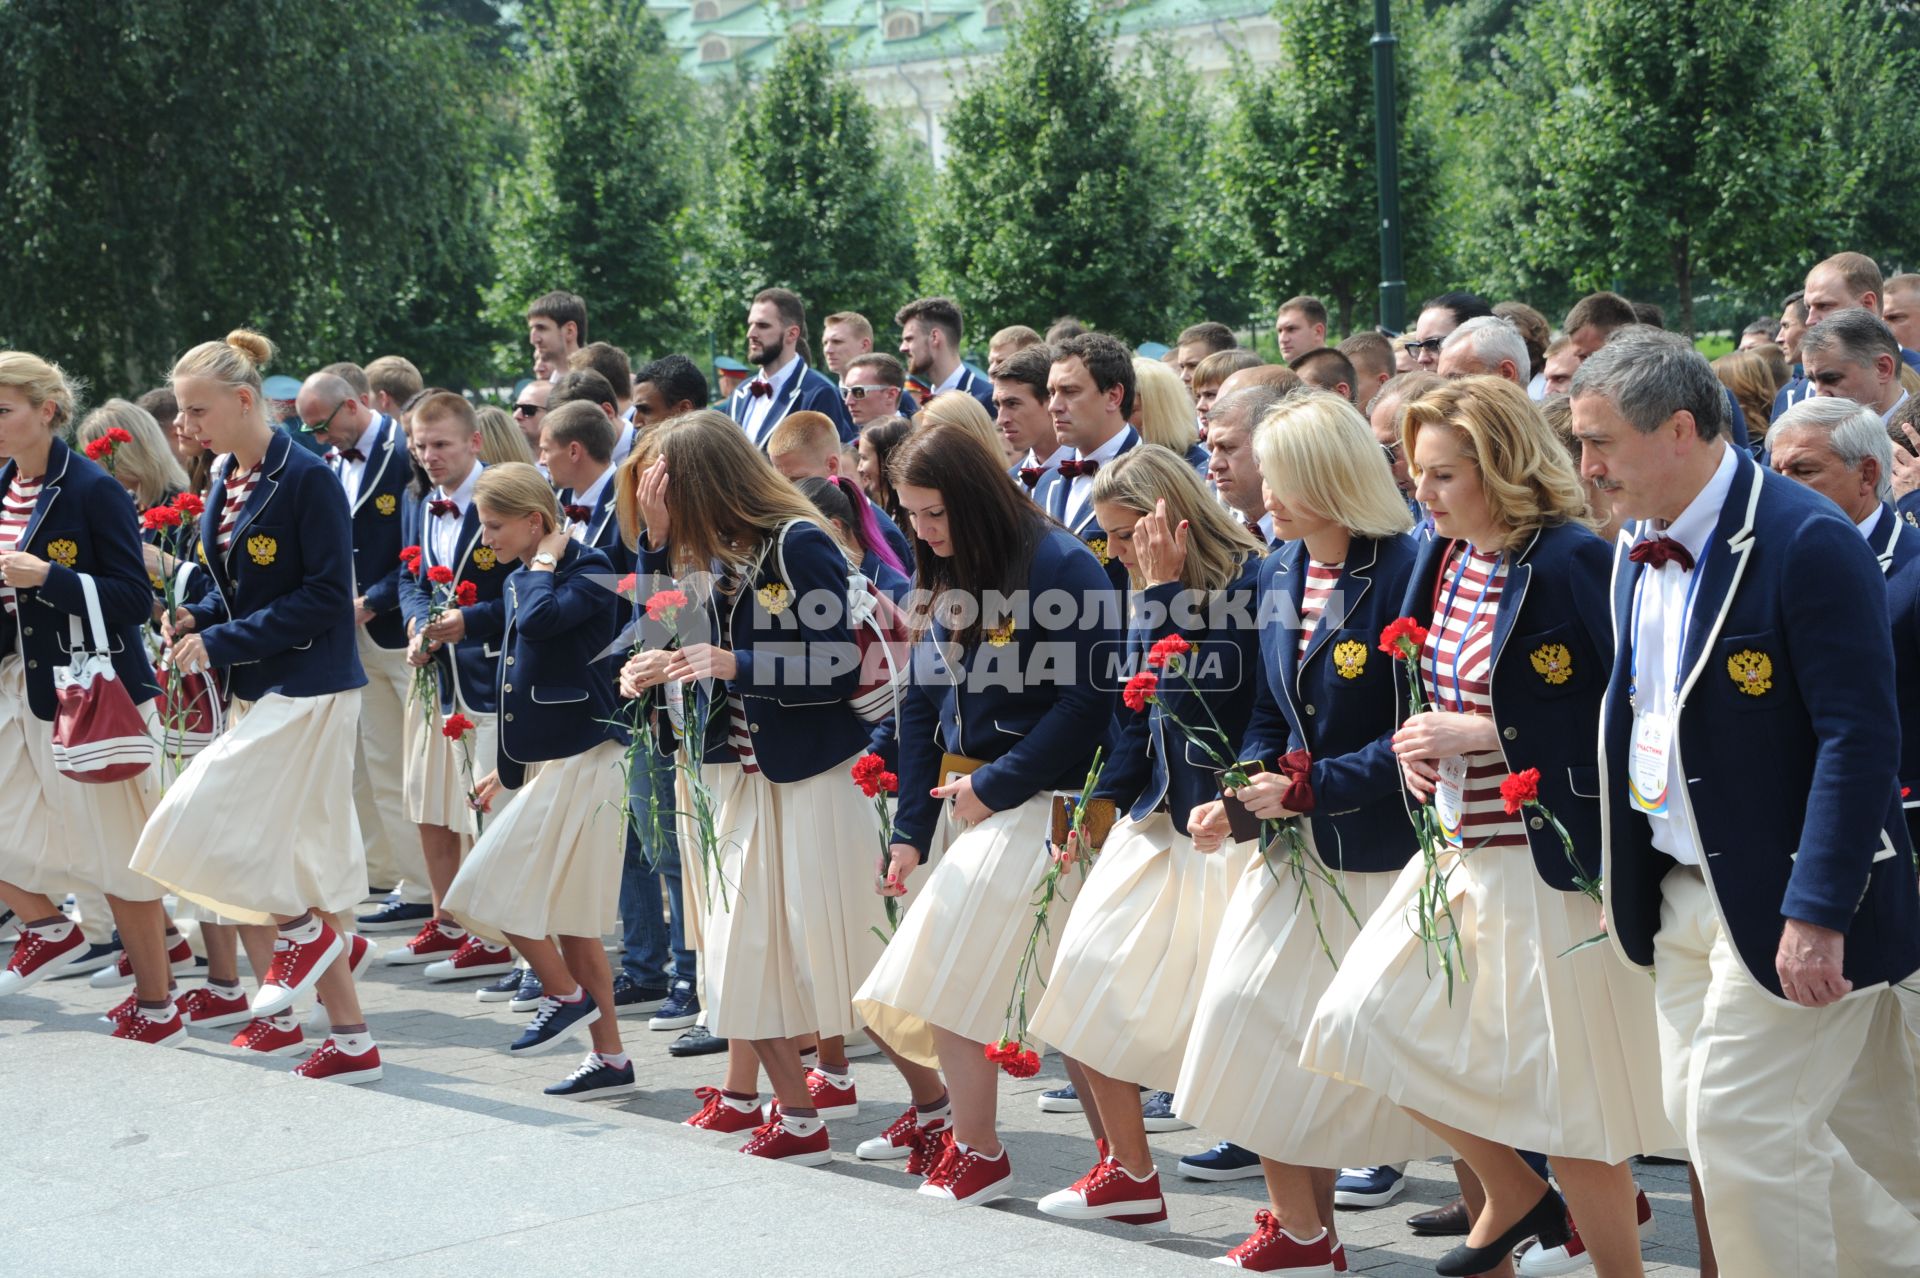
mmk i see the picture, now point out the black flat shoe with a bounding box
[1434,1187,1566,1277]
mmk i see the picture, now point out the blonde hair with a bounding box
[1090,444,1262,591]
[915,392,1009,463]
[0,351,80,431]
[615,409,825,571]
[1255,391,1416,540]
[1713,349,1783,446]
[765,410,840,464]
[474,462,560,534]
[1131,358,1199,454]
[77,399,190,508]
[1401,375,1593,547]
[476,405,533,465]
[172,329,275,419]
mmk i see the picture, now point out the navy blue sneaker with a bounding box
[1141,1089,1192,1132]
[1334,1164,1406,1208]
[667,1024,727,1057]
[1177,1140,1264,1181]
[59,939,125,977]
[648,979,699,1030]
[354,898,434,934]
[476,968,523,1004]
[509,993,601,1055]
[544,1052,636,1100]
[509,967,546,1012]
[612,974,669,1017]
[1038,1083,1082,1113]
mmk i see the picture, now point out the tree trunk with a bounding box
[1334,286,1355,342]
[1673,237,1694,337]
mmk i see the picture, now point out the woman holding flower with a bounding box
[852,424,1119,1208]
[1176,390,1435,1273]
[1023,444,1263,1229]
[1301,376,1675,1277]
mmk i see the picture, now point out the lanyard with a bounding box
[1430,543,1499,714]
[1628,540,1710,700]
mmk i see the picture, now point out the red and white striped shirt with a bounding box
[217,464,259,552]
[0,471,42,617]
[725,689,760,775]
[1421,545,1526,851]
[1297,560,1343,663]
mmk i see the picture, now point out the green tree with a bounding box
[1210,0,1435,337]
[485,0,702,372]
[926,0,1184,345]
[702,28,917,357]
[0,0,497,393]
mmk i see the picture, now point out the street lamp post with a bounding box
[1370,0,1406,334]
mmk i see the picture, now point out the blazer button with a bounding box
[502,684,513,694]
[504,712,514,722]
[1502,726,1517,740]
[505,656,515,666]
[1303,704,1316,716]
[1529,815,1544,830]
[749,723,761,732]
[21,627,30,636]
[26,660,36,669]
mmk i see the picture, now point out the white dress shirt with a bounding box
[1882,388,1912,426]
[428,461,484,569]
[332,414,386,508]
[740,354,801,444]
[566,466,613,543]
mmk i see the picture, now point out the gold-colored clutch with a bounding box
[1052,794,1117,850]
[939,752,986,788]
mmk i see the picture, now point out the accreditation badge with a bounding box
[1434,755,1469,846]
[1628,710,1672,816]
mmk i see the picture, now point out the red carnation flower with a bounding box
[1500,767,1541,815]
[1378,616,1431,658]
[1122,669,1159,713]
[442,713,475,740]
[877,770,898,794]
[106,426,133,445]
[616,573,638,600]
[645,587,688,622]
[141,505,183,530]
[84,437,112,461]
[172,492,205,518]
[851,751,889,797]
[1145,633,1191,669]
[454,581,478,607]
[984,1039,1041,1079]
[427,565,454,585]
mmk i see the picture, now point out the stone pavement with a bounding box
[3,923,1705,1277]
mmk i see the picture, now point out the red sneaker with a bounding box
[381,918,465,966]
[101,993,140,1025]
[177,985,253,1029]
[855,1106,921,1161]
[906,1121,954,1179]
[250,923,343,1019]
[0,923,87,995]
[344,931,376,978]
[111,1006,189,1048]
[294,1038,384,1085]
[805,1067,859,1120]
[1333,1240,1348,1273]
[1037,1139,1167,1226]
[917,1141,1012,1206]
[739,1117,832,1166]
[232,1015,310,1056]
[1218,1211,1337,1274]
[684,1086,764,1133]
[423,935,515,982]
[89,931,199,989]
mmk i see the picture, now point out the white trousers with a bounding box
[354,629,428,903]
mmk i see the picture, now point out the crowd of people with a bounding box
[3,253,1919,1278]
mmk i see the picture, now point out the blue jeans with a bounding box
[618,745,694,987]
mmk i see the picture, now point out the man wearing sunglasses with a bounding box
[510,378,551,458]
[841,352,907,427]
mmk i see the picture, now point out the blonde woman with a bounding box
[916,391,1019,467]
[77,399,191,512]
[1130,357,1208,476]
[477,404,534,465]
[1303,377,1675,1276]
[0,353,181,1045]
[130,330,381,1082]
[439,463,634,1097]
[1025,444,1262,1228]
[1178,391,1431,1271]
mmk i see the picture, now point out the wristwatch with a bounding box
[532,551,558,569]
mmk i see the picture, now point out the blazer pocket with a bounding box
[1511,623,1589,700]
[531,686,588,705]
[1712,630,1792,711]
[1566,765,1600,800]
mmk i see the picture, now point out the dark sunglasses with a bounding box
[512,402,542,419]
[301,401,345,435]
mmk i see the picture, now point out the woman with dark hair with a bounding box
[854,424,1119,1208]
[856,415,912,528]
[795,474,910,601]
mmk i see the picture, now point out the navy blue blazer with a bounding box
[493,542,625,791]
[1182,442,1211,479]
[942,364,997,417]
[1034,428,1140,594]
[1396,521,1615,890]
[397,476,513,714]
[1869,508,1920,852]
[892,527,1119,853]
[726,358,856,445]
[1772,374,1813,423]
[1094,555,1262,836]
[0,438,162,719]
[637,519,872,783]
[1600,456,1920,997]
[858,552,912,603]
[330,415,411,650]
[1898,488,1920,533]
[867,499,913,571]
[1241,535,1420,872]
[185,430,367,701]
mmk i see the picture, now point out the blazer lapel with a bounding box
[1300,536,1378,681]
[452,502,483,579]
[1486,528,1541,680]
[1676,455,1762,703]
[589,481,619,548]
[1272,544,1306,711]
[225,431,289,568]
[351,416,395,516]
[1871,502,1901,575]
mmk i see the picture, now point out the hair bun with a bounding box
[224,328,276,369]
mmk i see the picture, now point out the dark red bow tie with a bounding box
[1629,535,1695,572]
[1246,519,1265,541]
[429,498,459,519]
[1019,466,1045,488]
[747,379,772,399]
[331,447,365,464]
[1058,458,1099,479]
[564,503,592,521]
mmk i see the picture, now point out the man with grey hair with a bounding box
[1768,397,1894,527]
[1205,385,1289,545]
[1436,315,1529,386]
[1572,328,1920,1276]
[1802,309,1909,422]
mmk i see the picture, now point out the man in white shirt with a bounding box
[896,295,995,414]
[567,343,639,465]
[1802,309,1909,424]
[993,347,1068,496]
[539,401,618,552]
[527,290,586,384]
[822,312,874,380]
[1040,334,1138,593]
[1207,387,1290,547]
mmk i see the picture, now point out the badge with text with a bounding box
[1628,710,1672,815]
[1434,755,1469,846]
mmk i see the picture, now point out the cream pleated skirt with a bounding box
[699,757,891,1041]
[131,691,366,925]
[1028,813,1245,1092]
[1300,843,1679,1164]
[0,655,165,902]
[1177,829,1434,1165]
[854,792,1071,1067]
[402,688,498,833]
[442,739,625,939]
